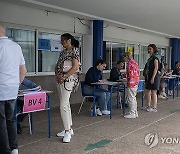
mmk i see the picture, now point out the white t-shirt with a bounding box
[0,36,25,100]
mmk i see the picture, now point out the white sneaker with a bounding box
[101,110,110,115]
[150,108,157,112]
[169,91,173,96]
[63,131,71,143]
[146,107,157,112]
[158,95,166,99]
[56,129,74,137]
[146,106,152,112]
[124,112,137,119]
[96,108,102,116]
[11,149,18,154]
[135,112,138,118]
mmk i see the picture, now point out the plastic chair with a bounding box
[137,80,145,108]
[78,81,95,114]
[15,92,51,138]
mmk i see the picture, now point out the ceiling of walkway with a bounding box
[3,0,180,38]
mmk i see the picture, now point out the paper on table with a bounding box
[19,87,41,94]
[117,78,127,82]
[92,81,119,85]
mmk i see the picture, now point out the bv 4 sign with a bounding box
[23,92,46,113]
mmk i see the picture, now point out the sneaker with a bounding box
[144,105,150,109]
[146,106,152,112]
[162,92,167,98]
[150,108,157,112]
[11,149,18,154]
[63,131,71,143]
[169,91,173,96]
[146,107,157,112]
[158,95,166,99]
[56,129,74,137]
[96,108,102,116]
[124,112,137,119]
[135,111,138,118]
[101,110,110,115]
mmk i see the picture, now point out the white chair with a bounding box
[78,81,95,114]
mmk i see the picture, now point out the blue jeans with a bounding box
[0,100,18,154]
[84,85,110,111]
[169,78,178,90]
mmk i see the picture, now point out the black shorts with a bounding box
[145,75,160,90]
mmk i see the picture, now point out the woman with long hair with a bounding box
[144,44,160,112]
[55,33,80,143]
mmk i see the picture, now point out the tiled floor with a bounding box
[18,94,180,154]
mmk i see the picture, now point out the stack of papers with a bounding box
[117,78,127,82]
[93,81,119,85]
[18,87,41,94]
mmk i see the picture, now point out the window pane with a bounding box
[112,42,125,68]
[127,44,136,60]
[139,46,149,69]
[38,32,61,72]
[74,36,82,68]
[157,47,167,64]
[38,33,82,72]
[6,28,35,72]
[160,48,166,63]
[104,41,111,70]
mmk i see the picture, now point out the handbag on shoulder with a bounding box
[63,60,72,72]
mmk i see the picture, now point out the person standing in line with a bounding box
[55,33,80,143]
[144,44,160,112]
[123,52,140,118]
[0,23,27,154]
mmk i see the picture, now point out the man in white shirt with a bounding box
[0,23,26,154]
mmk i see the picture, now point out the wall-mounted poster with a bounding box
[127,47,133,55]
[38,39,50,51]
[134,44,140,54]
[51,39,62,52]
[161,48,165,56]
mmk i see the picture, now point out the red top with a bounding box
[126,58,140,88]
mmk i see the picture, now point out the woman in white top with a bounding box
[55,33,80,143]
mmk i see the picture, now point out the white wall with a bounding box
[0,1,91,35]
[104,26,169,46]
[82,35,93,73]
[0,1,170,74]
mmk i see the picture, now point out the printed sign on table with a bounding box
[23,92,46,113]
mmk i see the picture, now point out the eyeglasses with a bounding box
[102,65,106,68]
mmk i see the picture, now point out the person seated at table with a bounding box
[84,59,110,116]
[109,60,124,81]
[172,61,180,75]
[159,63,173,98]
[17,78,41,134]
[168,61,180,96]
[109,60,126,107]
